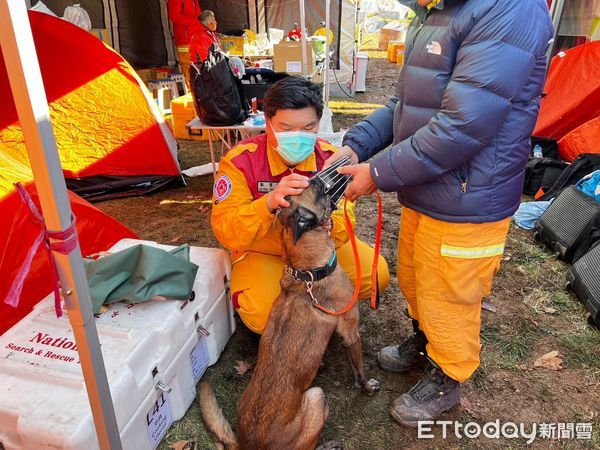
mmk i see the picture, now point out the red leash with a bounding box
[312,193,383,315]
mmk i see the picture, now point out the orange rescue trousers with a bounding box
[398,207,511,383]
[231,239,390,334]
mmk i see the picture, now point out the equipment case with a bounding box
[0,239,234,449]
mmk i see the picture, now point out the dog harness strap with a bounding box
[285,251,337,282]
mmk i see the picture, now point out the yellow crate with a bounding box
[220,36,246,56]
[171,93,196,116]
[396,48,405,67]
[172,113,210,141]
[387,41,405,63]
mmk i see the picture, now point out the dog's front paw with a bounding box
[361,378,380,396]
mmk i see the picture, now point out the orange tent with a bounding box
[558,115,600,162]
[0,11,182,201]
[533,41,600,141]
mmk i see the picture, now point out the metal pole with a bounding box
[546,0,565,68]
[299,0,309,77]
[324,0,331,104]
[0,2,122,449]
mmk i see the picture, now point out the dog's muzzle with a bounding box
[309,156,353,210]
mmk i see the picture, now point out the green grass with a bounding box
[481,319,545,370]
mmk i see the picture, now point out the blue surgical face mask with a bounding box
[273,130,318,165]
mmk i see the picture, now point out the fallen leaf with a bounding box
[169,235,183,243]
[534,350,563,370]
[481,301,497,313]
[543,307,557,314]
[170,440,196,450]
[234,360,252,376]
[199,205,210,213]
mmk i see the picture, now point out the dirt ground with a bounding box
[98,55,600,449]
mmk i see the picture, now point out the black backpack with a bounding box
[523,157,568,196]
[190,45,249,126]
[539,153,600,201]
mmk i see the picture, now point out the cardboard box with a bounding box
[273,41,315,75]
[378,27,406,51]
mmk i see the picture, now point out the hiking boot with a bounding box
[377,320,427,373]
[390,363,461,428]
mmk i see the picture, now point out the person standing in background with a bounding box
[189,10,220,63]
[168,0,202,86]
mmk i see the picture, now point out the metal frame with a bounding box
[0,2,121,448]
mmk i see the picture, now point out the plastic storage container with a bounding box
[0,239,234,450]
[355,52,368,93]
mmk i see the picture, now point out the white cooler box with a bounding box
[0,239,234,450]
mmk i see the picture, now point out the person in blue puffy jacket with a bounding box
[328,0,554,427]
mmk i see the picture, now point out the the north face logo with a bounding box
[426,40,442,55]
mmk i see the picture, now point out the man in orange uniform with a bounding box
[211,76,390,334]
[167,0,201,85]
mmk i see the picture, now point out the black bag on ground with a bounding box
[567,242,600,328]
[523,157,568,196]
[539,153,600,200]
[190,45,249,126]
[534,185,600,263]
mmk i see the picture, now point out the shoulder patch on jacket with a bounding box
[213,175,232,202]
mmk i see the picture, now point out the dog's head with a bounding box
[278,184,332,245]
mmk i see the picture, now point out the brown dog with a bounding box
[200,183,377,450]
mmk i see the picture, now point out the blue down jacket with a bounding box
[343,0,554,223]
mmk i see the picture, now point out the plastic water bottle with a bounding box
[533,144,543,158]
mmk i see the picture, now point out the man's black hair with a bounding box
[263,76,324,120]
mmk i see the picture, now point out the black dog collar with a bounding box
[285,251,337,283]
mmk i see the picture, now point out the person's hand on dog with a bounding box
[323,145,359,170]
[266,173,309,212]
[337,163,377,202]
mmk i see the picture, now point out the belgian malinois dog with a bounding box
[200,182,378,450]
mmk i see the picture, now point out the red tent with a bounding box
[533,41,600,142]
[0,11,182,202]
[0,186,137,335]
[0,12,185,333]
[558,115,600,162]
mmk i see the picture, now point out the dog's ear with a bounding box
[287,206,318,244]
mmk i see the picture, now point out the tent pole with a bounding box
[324,0,331,104]
[299,0,308,77]
[546,0,565,69]
[0,2,122,449]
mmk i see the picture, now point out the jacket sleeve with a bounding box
[210,157,282,255]
[370,7,552,191]
[168,0,198,26]
[342,94,398,162]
